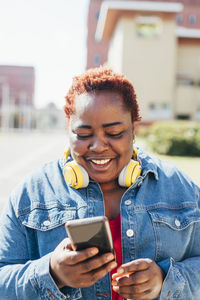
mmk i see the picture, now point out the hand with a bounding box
[111,258,164,299]
[50,238,117,289]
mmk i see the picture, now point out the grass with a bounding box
[136,138,200,186]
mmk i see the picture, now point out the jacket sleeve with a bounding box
[0,197,70,300]
[159,184,200,300]
[159,256,200,299]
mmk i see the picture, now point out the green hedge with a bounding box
[137,121,200,156]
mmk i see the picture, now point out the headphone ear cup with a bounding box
[118,159,141,187]
[63,161,89,189]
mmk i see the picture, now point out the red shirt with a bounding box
[109,214,123,300]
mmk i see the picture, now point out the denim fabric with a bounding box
[0,148,199,300]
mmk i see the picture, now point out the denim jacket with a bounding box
[0,148,200,300]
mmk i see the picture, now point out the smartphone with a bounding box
[65,216,114,255]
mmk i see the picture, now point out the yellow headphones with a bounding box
[63,149,142,189]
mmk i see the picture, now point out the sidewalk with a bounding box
[0,130,68,211]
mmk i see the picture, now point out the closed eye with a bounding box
[106,131,124,138]
[77,134,93,139]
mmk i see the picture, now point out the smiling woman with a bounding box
[0,67,200,300]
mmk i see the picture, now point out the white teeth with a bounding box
[91,159,110,165]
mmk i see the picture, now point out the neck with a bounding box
[99,179,120,194]
[99,179,126,220]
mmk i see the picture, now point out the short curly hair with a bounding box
[64,66,141,122]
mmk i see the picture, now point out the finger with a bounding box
[114,289,152,300]
[78,252,115,273]
[86,260,117,285]
[112,280,151,295]
[63,247,99,265]
[116,258,152,275]
[112,271,134,280]
[59,237,72,249]
[112,269,150,286]
[75,260,118,288]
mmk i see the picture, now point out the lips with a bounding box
[87,158,113,170]
[91,159,111,165]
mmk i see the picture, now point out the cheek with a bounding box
[68,134,88,156]
[113,133,133,153]
[113,138,134,164]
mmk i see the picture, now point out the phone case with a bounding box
[65,216,114,255]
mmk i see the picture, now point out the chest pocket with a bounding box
[19,204,77,256]
[20,205,76,231]
[149,206,200,262]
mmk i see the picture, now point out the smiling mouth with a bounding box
[91,159,111,165]
[87,158,113,170]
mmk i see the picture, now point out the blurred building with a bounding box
[35,102,66,131]
[87,0,200,69]
[87,0,200,121]
[0,65,35,129]
[87,0,109,69]
[0,66,65,131]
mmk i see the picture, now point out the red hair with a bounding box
[64,66,141,122]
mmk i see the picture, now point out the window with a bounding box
[176,14,183,25]
[149,103,156,111]
[176,73,194,86]
[148,103,158,118]
[196,105,200,119]
[189,14,196,26]
[198,56,200,67]
[176,115,190,120]
[136,16,162,38]
[148,102,171,119]
[93,54,101,65]
[95,11,100,20]
[161,103,169,111]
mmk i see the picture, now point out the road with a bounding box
[0,130,68,211]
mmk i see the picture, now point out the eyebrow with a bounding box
[76,125,91,129]
[103,122,123,128]
[76,122,123,129]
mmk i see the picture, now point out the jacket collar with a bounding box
[136,146,159,181]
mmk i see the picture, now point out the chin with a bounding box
[91,174,118,184]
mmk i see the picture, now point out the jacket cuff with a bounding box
[31,252,70,299]
[159,258,185,299]
[157,258,170,277]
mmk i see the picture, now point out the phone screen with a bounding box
[65,216,114,255]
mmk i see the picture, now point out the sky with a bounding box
[0,0,90,109]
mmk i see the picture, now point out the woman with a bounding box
[0,67,199,300]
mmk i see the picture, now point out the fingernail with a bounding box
[117,267,124,274]
[90,248,98,255]
[109,262,117,271]
[106,253,114,260]
[111,262,117,269]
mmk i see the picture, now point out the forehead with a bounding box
[73,90,127,117]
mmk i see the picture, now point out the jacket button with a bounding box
[126,229,134,237]
[175,218,181,227]
[125,200,131,205]
[43,220,51,226]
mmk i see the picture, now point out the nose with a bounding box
[88,136,109,152]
